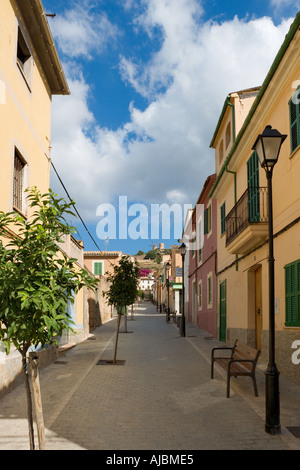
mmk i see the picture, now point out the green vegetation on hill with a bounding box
[135,247,171,264]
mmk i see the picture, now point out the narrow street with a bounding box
[1,302,300,452]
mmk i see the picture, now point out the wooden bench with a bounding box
[211,340,260,398]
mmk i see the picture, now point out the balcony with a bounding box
[226,187,268,254]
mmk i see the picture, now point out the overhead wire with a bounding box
[50,160,134,271]
[50,160,103,254]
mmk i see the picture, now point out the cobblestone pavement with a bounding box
[1,302,300,451]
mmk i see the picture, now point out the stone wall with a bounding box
[86,276,114,332]
[226,327,300,385]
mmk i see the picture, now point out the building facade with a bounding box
[209,11,300,383]
[84,250,125,278]
[0,0,69,393]
[187,174,217,337]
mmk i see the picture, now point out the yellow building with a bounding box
[209,11,300,383]
[0,0,69,392]
[0,0,69,218]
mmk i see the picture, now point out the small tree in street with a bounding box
[0,187,99,450]
[104,256,139,363]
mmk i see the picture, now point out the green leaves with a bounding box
[0,187,99,354]
[104,256,139,313]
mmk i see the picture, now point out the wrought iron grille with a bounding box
[226,187,268,246]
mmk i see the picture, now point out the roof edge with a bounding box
[209,11,300,198]
[16,0,70,95]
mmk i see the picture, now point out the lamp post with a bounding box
[180,243,186,337]
[252,125,287,435]
[159,274,162,313]
[166,262,171,323]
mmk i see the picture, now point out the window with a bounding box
[198,280,202,310]
[289,88,300,153]
[247,151,260,223]
[16,26,32,89]
[93,261,103,276]
[204,204,212,235]
[207,273,213,308]
[198,219,202,264]
[220,202,226,235]
[13,149,26,213]
[225,122,231,149]
[285,260,300,327]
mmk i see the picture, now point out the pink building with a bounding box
[188,174,217,337]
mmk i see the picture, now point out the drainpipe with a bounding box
[225,165,239,271]
[226,95,235,144]
[225,95,238,270]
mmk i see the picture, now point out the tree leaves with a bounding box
[104,256,139,312]
[0,187,99,354]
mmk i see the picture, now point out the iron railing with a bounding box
[226,187,268,246]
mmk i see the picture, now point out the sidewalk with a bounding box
[1,301,300,450]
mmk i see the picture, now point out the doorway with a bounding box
[219,280,227,342]
[255,266,263,350]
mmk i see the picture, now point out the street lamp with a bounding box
[180,243,186,337]
[252,125,287,435]
[159,274,163,313]
[165,262,171,323]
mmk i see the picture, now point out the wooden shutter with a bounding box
[204,205,211,234]
[220,202,226,235]
[247,151,260,223]
[94,262,102,275]
[289,90,300,153]
[285,260,300,326]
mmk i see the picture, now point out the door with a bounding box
[219,280,227,342]
[255,266,262,350]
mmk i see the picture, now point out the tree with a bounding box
[0,187,99,450]
[104,256,139,363]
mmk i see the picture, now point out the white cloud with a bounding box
[49,0,293,225]
[50,3,119,59]
[270,0,300,8]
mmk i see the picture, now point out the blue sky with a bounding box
[42,0,300,255]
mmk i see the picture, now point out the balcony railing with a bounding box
[226,187,268,246]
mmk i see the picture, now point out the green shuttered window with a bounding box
[285,259,300,327]
[247,151,260,223]
[94,262,103,276]
[289,88,300,153]
[204,205,212,235]
[220,202,226,235]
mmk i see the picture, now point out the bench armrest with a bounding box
[211,346,234,359]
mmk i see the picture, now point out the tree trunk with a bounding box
[113,312,121,364]
[124,310,128,332]
[29,354,45,450]
[21,352,35,450]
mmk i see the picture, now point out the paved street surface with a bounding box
[1,301,300,451]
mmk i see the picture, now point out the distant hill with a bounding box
[134,247,171,268]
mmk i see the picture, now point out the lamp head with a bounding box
[252,125,287,169]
